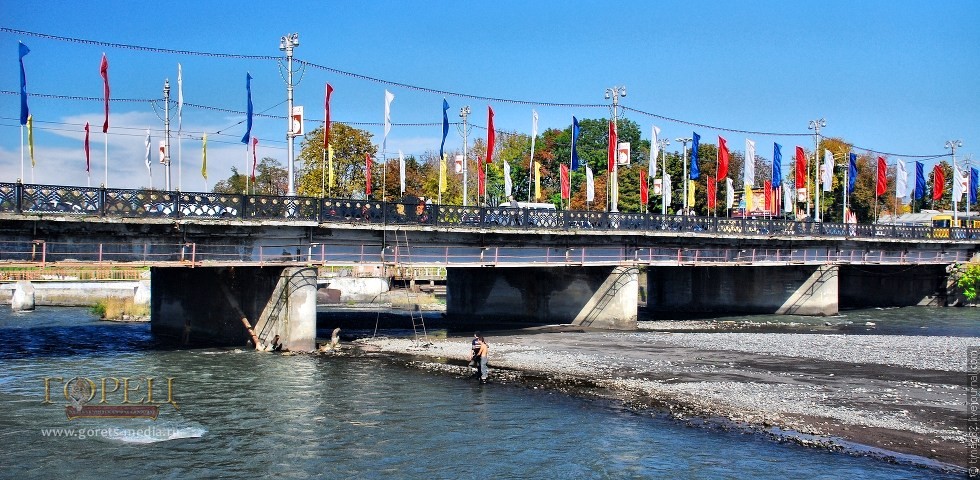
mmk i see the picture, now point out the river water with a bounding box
[0,307,967,479]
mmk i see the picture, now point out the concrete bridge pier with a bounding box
[446,266,639,329]
[151,266,316,351]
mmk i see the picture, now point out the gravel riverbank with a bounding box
[353,328,971,473]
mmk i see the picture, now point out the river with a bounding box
[0,306,967,479]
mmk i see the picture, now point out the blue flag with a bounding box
[690,132,700,179]
[440,98,449,160]
[241,73,253,144]
[849,153,858,195]
[19,42,30,125]
[971,167,979,204]
[571,116,580,170]
[772,143,782,188]
[914,161,925,200]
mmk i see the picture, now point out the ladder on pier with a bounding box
[393,228,428,343]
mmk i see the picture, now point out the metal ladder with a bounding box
[393,228,428,343]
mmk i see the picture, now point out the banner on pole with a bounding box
[291,106,304,135]
[617,142,631,166]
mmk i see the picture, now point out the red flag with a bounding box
[365,153,372,196]
[933,164,945,201]
[764,180,772,212]
[795,146,806,189]
[485,106,495,164]
[84,122,91,172]
[251,137,259,181]
[639,168,648,205]
[607,120,617,173]
[707,176,716,210]
[718,136,729,179]
[560,164,570,200]
[323,83,333,149]
[100,54,109,133]
[876,156,887,196]
[478,164,486,197]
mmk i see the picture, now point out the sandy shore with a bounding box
[353,325,971,473]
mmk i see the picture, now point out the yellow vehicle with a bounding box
[931,214,980,238]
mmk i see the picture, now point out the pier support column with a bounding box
[446,266,638,329]
[11,281,35,311]
[151,266,316,351]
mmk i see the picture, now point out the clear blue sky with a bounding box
[2,0,978,191]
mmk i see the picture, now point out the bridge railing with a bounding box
[1,181,978,241]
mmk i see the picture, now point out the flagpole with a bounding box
[178,136,183,191]
[103,132,108,188]
[19,126,24,182]
[321,149,326,198]
[244,146,250,194]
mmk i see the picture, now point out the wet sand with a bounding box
[353,324,971,474]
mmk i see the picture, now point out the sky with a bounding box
[2,0,979,192]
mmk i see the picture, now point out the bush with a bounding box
[91,298,149,320]
[958,262,980,301]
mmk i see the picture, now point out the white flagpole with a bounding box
[104,132,108,188]
[178,136,183,191]
[19,125,24,182]
[244,145,249,194]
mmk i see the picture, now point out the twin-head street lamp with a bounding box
[657,138,670,215]
[675,137,693,214]
[458,106,472,206]
[280,33,300,196]
[605,86,626,212]
[808,118,826,221]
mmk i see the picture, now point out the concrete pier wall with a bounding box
[838,264,949,308]
[0,281,148,307]
[446,266,638,329]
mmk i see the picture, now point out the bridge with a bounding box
[1,181,977,352]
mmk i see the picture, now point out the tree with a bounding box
[212,157,287,195]
[295,123,377,198]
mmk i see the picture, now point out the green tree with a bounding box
[212,157,287,195]
[295,123,377,198]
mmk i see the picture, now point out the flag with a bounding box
[953,163,967,202]
[745,185,754,211]
[795,146,806,190]
[561,164,570,200]
[571,116,581,170]
[914,161,925,200]
[639,168,648,206]
[440,98,449,160]
[365,153,373,196]
[201,134,208,180]
[896,160,908,199]
[932,164,944,201]
[439,154,447,194]
[586,165,595,203]
[849,153,858,195]
[398,150,406,194]
[822,149,834,192]
[328,144,335,189]
[530,110,538,176]
[251,137,259,182]
[242,73,253,144]
[144,129,151,175]
[478,164,486,197]
[383,90,394,151]
[158,140,165,165]
[100,54,109,133]
[19,42,29,125]
[26,114,34,167]
[324,83,334,149]
[783,181,793,213]
[607,120,617,173]
[663,172,671,207]
[717,136,729,179]
[764,181,772,213]
[177,63,183,132]
[503,160,512,198]
[650,126,661,176]
[690,132,700,179]
[744,139,755,188]
[85,122,91,172]
[688,180,696,207]
[876,156,887,196]
[772,143,782,188]
[534,161,541,200]
[707,176,716,210]
[726,178,735,210]
[970,168,979,205]
[486,105,495,164]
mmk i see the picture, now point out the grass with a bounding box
[91,297,149,320]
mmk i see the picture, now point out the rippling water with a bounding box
[0,307,962,479]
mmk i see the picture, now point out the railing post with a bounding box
[98,243,103,263]
[41,241,46,267]
[240,194,248,220]
[15,180,23,213]
[99,185,107,216]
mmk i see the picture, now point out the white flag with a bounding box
[177,63,183,132]
[650,125,661,177]
[744,138,755,188]
[503,160,512,198]
[530,110,538,172]
[784,184,794,213]
[896,160,908,199]
[144,129,152,174]
[383,89,394,150]
[822,149,834,192]
[726,177,734,209]
[663,173,672,207]
[585,165,595,202]
[398,150,405,194]
[953,163,968,202]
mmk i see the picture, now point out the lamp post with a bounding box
[605,86,626,212]
[163,79,172,191]
[458,106,471,206]
[657,138,670,215]
[945,139,963,222]
[676,137,693,214]
[808,118,826,221]
[280,33,300,196]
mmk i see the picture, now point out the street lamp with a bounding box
[457,106,471,206]
[605,85,626,212]
[280,33,300,196]
[808,118,826,221]
[675,137,693,214]
[945,139,963,221]
[657,138,670,215]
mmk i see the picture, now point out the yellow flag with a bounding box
[439,153,447,193]
[687,180,696,207]
[328,144,335,189]
[27,114,35,167]
[745,186,754,211]
[534,161,541,200]
[201,133,207,179]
